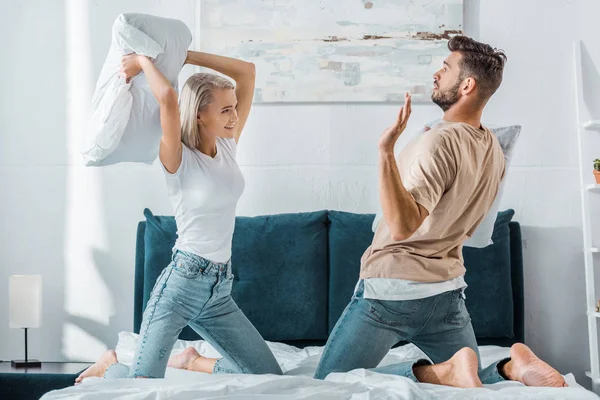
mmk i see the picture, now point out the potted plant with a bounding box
[595,159,600,184]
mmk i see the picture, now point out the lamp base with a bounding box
[11,359,42,368]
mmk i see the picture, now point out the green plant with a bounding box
[595,159,600,171]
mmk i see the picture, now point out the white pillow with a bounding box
[82,13,192,166]
[115,331,223,365]
[372,121,521,248]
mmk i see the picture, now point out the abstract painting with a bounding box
[199,0,463,102]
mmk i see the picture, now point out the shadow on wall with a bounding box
[67,248,131,350]
[520,225,589,388]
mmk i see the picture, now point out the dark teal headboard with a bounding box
[133,210,524,347]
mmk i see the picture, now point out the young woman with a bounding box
[76,51,282,381]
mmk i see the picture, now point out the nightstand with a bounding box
[0,361,92,400]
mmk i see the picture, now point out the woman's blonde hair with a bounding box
[179,73,235,149]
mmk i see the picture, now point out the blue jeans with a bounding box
[314,281,508,384]
[105,249,282,378]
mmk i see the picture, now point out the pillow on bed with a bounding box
[81,13,191,166]
[115,331,224,366]
[114,330,514,371]
[372,122,521,249]
[462,124,521,248]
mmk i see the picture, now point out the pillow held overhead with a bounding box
[82,13,192,166]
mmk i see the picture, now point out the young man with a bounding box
[314,36,567,388]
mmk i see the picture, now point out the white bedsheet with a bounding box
[42,332,598,399]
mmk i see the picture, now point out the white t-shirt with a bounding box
[162,137,245,263]
[359,276,467,301]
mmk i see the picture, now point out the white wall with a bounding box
[1,0,599,390]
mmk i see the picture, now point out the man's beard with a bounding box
[432,79,461,111]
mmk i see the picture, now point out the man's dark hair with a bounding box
[448,36,507,103]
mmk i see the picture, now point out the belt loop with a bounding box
[200,257,208,274]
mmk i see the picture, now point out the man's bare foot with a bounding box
[414,347,482,388]
[502,343,567,387]
[168,347,201,370]
[75,350,118,384]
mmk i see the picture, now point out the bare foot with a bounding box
[168,347,201,370]
[75,350,118,385]
[414,347,482,388]
[502,343,567,387]
[168,347,219,374]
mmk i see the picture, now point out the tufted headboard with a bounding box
[133,209,524,348]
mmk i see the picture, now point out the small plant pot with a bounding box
[595,170,600,184]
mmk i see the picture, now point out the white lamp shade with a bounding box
[9,275,42,329]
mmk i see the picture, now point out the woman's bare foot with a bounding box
[167,346,218,373]
[414,347,482,388]
[168,347,201,370]
[75,350,118,384]
[502,343,567,387]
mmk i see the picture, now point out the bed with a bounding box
[41,209,598,399]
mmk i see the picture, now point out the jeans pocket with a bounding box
[368,299,422,326]
[167,273,215,319]
[172,259,203,279]
[445,290,470,326]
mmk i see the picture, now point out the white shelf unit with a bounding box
[575,40,600,387]
[589,184,600,193]
[587,371,600,385]
[584,121,600,130]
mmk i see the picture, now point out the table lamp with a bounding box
[9,275,42,368]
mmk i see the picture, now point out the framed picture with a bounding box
[199,0,463,103]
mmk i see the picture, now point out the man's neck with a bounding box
[443,106,484,130]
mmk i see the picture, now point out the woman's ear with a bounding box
[197,112,202,125]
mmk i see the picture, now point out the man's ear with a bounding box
[462,77,477,96]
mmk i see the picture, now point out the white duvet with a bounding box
[43,332,598,399]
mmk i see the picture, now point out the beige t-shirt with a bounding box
[360,121,506,283]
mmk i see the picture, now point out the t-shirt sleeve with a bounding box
[402,139,457,213]
[161,144,189,178]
